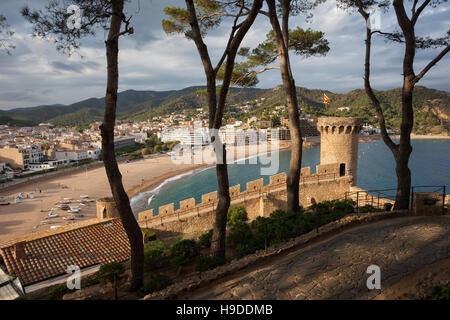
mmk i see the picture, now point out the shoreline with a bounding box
[392,134,450,140]
[0,142,289,242]
[128,142,292,212]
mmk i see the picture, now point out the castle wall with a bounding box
[137,168,353,237]
[136,117,364,238]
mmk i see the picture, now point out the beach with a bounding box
[0,142,289,243]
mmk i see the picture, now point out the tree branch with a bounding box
[414,45,450,84]
[412,0,431,25]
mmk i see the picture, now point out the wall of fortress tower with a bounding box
[125,117,363,237]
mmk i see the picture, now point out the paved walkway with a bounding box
[180,216,450,300]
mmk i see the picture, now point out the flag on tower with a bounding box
[323,93,330,105]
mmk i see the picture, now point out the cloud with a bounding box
[0,0,448,110]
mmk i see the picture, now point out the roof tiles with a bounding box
[0,218,131,286]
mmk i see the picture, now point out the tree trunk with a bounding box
[185,0,262,258]
[210,145,230,258]
[392,0,416,210]
[267,0,303,213]
[100,0,143,291]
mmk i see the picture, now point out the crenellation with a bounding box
[316,163,340,175]
[229,185,241,198]
[246,178,264,193]
[269,172,286,185]
[180,198,196,211]
[201,191,218,205]
[159,203,174,216]
[300,167,311,177]
[138,209,154,222]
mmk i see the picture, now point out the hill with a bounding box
[0,86,448,134]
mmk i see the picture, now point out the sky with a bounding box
[0,0,448,110]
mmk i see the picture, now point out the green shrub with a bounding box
[144,240,167,251]
[195,255,226,272]
[358,204,383,213]
[310,200,333,215]
[198,229,213,248]
[144,248,166,271]
[82,277,100,288]
[46,283,73,300]
[429,283,450,300]
[227,222,253,248]
[138,274,173,297]
[227,206,248,228]
[332,199,355,217]
[96,262,125,283]
[141,228,157,242]
[170,239,200,266]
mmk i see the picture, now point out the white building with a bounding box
[86,147,102,160]
[28,159,70,171]
[55,150,88,162]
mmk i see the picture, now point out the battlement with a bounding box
[317,117,363,135]
[137,164,349,223]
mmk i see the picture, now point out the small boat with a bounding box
[41,220,51,225]
[63,216,75,220]
[72,213,84,218]
[80,195,89,199]
[50,225,62,230]
[47,213,59,218]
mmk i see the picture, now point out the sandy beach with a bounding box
[392,134,450,140]
[0,142,289,243]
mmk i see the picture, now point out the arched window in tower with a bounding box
[339,163,346,177]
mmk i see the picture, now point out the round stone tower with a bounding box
[317,117,363,185]
[96,197,120,219]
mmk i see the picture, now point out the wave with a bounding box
[130,169,198,213]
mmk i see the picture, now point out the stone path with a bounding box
[180,216,450,300]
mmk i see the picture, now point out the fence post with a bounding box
[443,185,446,215]
[356,192,359,212]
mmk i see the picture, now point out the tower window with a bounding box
[339,163,346,177]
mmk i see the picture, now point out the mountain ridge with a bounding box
[0,85,448,134]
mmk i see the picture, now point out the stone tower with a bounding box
[317,117,362,185]
[96,197,120,219]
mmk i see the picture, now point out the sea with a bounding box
[130,139,450,216]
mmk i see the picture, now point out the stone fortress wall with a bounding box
[132,117,364,237]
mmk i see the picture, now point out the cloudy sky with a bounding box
[0,0,448,110]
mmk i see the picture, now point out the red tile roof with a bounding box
[0,218,130,286]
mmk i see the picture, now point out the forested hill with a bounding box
[0,85,448,134]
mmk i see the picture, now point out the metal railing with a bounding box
[345,185,447,214]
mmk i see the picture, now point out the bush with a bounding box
[144,248,166,271]
[143,240,168,270]
[141,228,157,242]
[332,199,355,217]
[138,274,173,297]
[227,222,253,248]
[144,240,167,251]
[46,283,73,300]
[358,204,383,213]
[170,239,200,266]
[195,255,226,272]
[96,262,125,284]
[227,206,248,228]
[429,283,450,300]
[198,229,213,248]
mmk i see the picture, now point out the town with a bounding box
[0,100,386,184]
